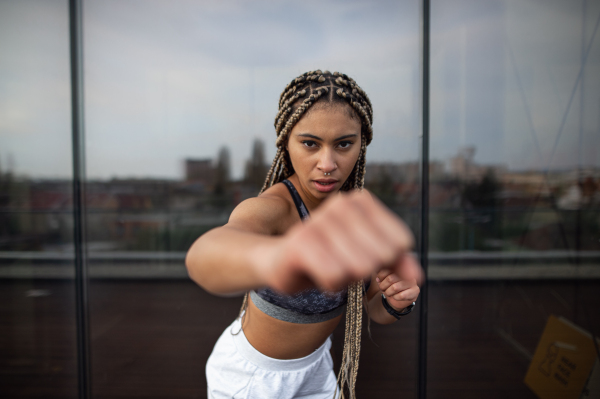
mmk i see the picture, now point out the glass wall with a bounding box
[429,0,600,397]
[2,0,599,398]
[82,0,421,397]
[0,1,78,398]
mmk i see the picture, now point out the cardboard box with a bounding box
[525,315,599,399]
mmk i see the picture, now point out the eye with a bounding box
[302,140,318,148]
[338,141,353,149]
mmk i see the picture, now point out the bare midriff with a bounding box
[242,294,343,360]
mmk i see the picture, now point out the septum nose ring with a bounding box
[324,172,331,176]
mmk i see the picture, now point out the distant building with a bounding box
[449,146,476,179]
[185,159,215,189]
[366,162,419,184]
[244,139,268,189]
[449,147,507,182]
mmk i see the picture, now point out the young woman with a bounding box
[185,70,422,399]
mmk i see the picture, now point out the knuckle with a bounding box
[347,262,365,280]
[402,227,415,248]
[377,269,391,279]
[330,208,347,223]
[379,246,396,265]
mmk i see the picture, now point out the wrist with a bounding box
[381,294,416,319]
[388,299,414,313]
[248,236,281,288]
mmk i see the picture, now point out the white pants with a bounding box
[206,318,339,399]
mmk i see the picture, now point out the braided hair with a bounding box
[240,70,374,399]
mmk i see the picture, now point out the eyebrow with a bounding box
[296,133,358,141]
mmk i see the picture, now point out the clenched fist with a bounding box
[257,190,423,294]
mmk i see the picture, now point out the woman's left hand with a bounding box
[376,255,421,311]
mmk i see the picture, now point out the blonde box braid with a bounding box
[240,70,374,399]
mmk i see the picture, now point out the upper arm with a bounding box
[225,194,291,236]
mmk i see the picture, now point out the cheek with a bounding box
[287,146,312,172]
[343,148,361,171]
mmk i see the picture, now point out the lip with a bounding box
[313,178,339,193]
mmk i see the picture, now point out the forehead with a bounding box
[292,105,361,138]
[305,101,359,120]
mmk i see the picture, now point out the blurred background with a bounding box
[1,0,599,398]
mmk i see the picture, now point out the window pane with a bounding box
[0,1,77,397]
[429,0,600,397]
[83,0,421,397]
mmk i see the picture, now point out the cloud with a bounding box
[2,0,599,179]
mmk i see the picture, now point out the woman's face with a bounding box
[287,104,362,201]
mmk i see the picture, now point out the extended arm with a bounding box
[186,190,422,300]
[185,195,287,296]
[185,225,280,296]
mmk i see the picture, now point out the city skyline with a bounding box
[1,0,599,180]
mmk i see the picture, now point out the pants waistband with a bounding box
[228,317,331,372]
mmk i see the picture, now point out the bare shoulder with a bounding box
[226,183,295,236]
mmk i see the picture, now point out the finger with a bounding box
[281,229,346,293]
[332,198,399,271]
[350,192,415,251]
[378,272,400,292]
[383,279,415,298]
[323,208,377,280]
[394,253,424,285]
[376,268,393,283]
[345,197,404,266]
[320,193,414,273]
[299,232,347,292]
[389,285,420,302]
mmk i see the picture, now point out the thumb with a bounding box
[395,253,424,285]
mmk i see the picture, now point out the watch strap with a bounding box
[381,294,415,319]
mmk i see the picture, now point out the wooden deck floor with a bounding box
[1,279,598,398]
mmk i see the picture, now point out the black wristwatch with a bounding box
[381,294,415,319]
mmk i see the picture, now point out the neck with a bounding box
[287,174,333,213]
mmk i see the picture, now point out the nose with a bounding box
[317,148,337,174]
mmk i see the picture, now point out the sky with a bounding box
[1,0,599,180]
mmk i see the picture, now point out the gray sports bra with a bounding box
[251,179,370,324]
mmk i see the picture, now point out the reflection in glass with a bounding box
[83,1,421,397]
[0,0,77,397]
[429,0,600,397]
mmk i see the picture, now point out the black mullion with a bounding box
[69,0,91,398]
[418,0,430,398]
